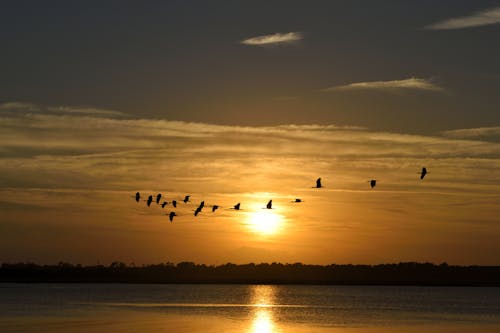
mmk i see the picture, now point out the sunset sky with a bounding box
[1,1,499,265]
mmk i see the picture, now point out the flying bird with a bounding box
[266,200,273,209]
[172,200,177,208]
[212,205,219,212]
[147,195,153,206]
[168,211,176,222]
[135,192,140,202]
[194,207,201,216]
[315,178,322,188]
[292,198,302,203]
[156,193,162,204]
[233,203,241,210]
[369,179,377,188]
[183,195,190,203]
[161,201,168,208]
[419,167,428,180]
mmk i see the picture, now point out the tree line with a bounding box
[1,262,499,285]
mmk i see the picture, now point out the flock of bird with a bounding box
[134,167,429,222]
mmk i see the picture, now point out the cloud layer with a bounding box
[442,126,500,141]
[425,6,500,30]
[241,32,303,46]
[1,102,498,193]
[322,78,444,92]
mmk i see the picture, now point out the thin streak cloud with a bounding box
[0,102,125,117]
[322,78,444,93]
[425,7,500,30]
[241,32,303,46]
[443,127,500,140]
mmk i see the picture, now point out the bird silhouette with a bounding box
[292,198,302,203]
[233,203,241,210]
[315,178,322,188]
[419,167,428,180]
[168,211,176,222]
[183,195,190,203]
[161,201,168,208]
[194,207,201,216]
[369,179,377,188]
[212,205,219,212]
[135,192,140,202]
[147,195,153,206]
[172,200,177,208]
[266,200,273,209]
[156,193,162,204]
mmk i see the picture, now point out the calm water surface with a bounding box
[1,284,500,332]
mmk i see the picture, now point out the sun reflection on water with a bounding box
[248,285,281,333]
[251,309,275,333]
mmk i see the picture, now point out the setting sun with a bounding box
[245,210,284,236]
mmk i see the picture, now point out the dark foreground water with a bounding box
[1,284,500,332]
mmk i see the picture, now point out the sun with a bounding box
[246,210,284,236]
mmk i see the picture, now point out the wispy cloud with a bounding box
[425,6,500,30]
[442,126,500,141]
[0,101,125,117]
[241,32,303,46]
[1,102,498,177]
[322,78,444,93]
[1,102,499,205]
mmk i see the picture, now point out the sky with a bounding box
[1,1,499,265]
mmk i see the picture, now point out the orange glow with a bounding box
[250,310,276,333]
[245,209,285,236]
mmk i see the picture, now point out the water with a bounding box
[1,284,500,332]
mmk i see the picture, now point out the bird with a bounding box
[147,195,153,206]
[292,198,302,203]
[266,200,272,209]
[212,205,219,212]
[135,192,140,202]
[315,178,322,188]
[419,167,428,180]
[183,195,190,203]
[172,200,177,208]
[369,179,377,188]
[233,203,241,210]
[194,207,201,216]
[168,211,176,222]
[156,193,162,204]
[161,201,168,208]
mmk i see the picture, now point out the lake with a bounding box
[1,284,500,332]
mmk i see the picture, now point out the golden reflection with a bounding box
[251,309,275,333]
[248,285,281,333]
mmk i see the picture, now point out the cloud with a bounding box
[241,32,303,46]
[442,126,500,141]
[1,101,499,204]
[322,77,444,92]
[0,101,125,117]
[0,102,39,111]
[425,6,500,30]
[1,102,498,161]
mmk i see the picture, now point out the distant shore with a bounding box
[1,262,500,286]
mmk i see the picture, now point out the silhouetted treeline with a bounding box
[1,262,500,286]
